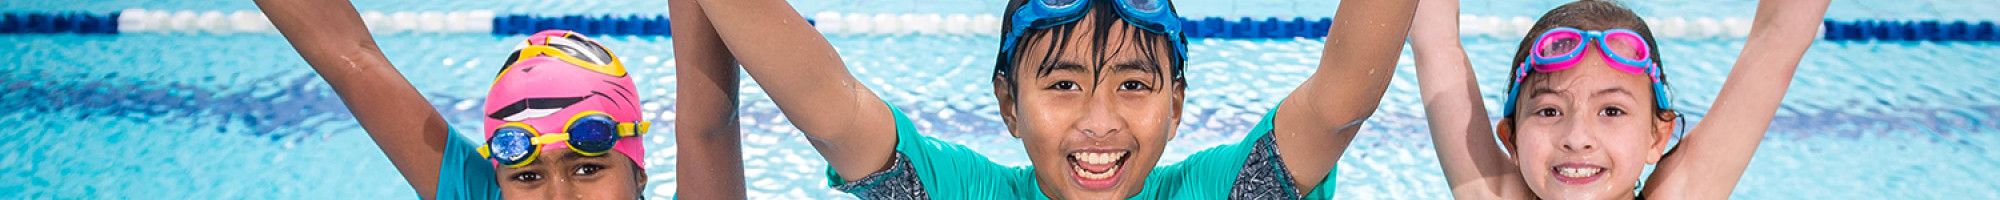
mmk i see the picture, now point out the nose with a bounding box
[1558,119,1598,152]
[548,176,582,199]
[1076,95,1125,139]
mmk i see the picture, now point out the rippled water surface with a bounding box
[4,0,1999,199]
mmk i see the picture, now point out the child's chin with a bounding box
[1538,185,1630,200]
[1057,187,1135,199]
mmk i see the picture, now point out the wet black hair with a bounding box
[1505,0,1678,125]
[994,0,1187,94]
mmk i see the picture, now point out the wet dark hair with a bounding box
[994,0,1187,94]
[1505,0,1677,124]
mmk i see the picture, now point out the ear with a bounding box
[1167,79,1186,141]
[1646,111,1678,164]
[994,75,1022,138]
[633,163,649,191]
[1495,118,1518,161]
[636,171,648,184]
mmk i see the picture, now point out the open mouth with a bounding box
[1551,163,1606,185]
[1068,150,1130,190]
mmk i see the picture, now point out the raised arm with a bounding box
[253,0,453,198]
[1408,0,1535,198]
[1270,0,1419,193]
[1642,0,1830,198]
[669,0,747,198]
[689,0,899,182]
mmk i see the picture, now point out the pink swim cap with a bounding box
[482,30,647,170]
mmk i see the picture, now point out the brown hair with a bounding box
[1505,0,1676,123]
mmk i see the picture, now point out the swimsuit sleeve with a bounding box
[1232,108,1340,199]
[437,127,505,200]
[1139,106,1339,199]
[1132,111,1269,199]
[825,103,1041,199]
[1233,128,1341,200]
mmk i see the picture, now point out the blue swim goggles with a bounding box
[479,111,649,168]
[997,0,1187,78]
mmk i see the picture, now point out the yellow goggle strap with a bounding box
[618,121,651,137]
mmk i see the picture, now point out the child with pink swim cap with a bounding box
[257,0,657,199]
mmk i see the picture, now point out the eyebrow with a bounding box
[1108,59,1161,76]
[1036,61,1089,77]
[561,151,606,161]
[1528,88,1564,99]
[1593,87,1636,100]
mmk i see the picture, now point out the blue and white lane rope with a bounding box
[2,9,1996,42]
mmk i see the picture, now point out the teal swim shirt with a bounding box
[438,128,505,199]
[828,103,1338,199]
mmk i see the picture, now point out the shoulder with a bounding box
[437,128,504,199]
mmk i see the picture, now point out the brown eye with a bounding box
[1048,81,1081,91]
[510,171,544,182]
[573,164,604,176]
[1535,107,1562,118]
[1118,81,1151,91]
[1600,107,1626,117]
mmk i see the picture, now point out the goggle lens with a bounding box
[1602,32,1650,61]
[1042,0,1080,8]
[489,127,538,165]
[1125,0,1163,11]
[1536,31,1582,58]
[566,116,621,153]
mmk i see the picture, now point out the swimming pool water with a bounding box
[4,0,1999,199]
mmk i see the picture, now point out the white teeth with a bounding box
[1069,151,1128,180]
[1069,151,1128,165]
[1557,167,1602,178]
[1072,163,1119,179]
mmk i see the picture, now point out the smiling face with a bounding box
[1496,2,1680,199]
[1498,45,1675,200]
[993,8,1185,199]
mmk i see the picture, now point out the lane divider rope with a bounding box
[2,9,1994,42]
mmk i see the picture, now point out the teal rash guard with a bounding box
[827,103,1338,199]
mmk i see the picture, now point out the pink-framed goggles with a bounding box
[1503,27,1672,116]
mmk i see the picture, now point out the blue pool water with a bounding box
[4,0,1999,199]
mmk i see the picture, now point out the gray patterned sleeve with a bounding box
[831,152,930,200]
[1231,134,1304,199]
